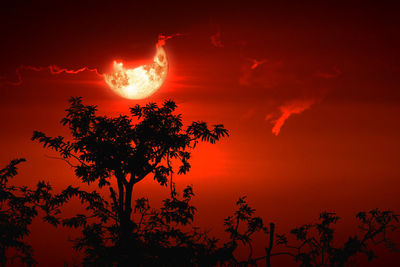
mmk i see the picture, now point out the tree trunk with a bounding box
[119,185,133,240]
[124,183,133,226]
[117,182,134,266]
[115,172,132,251]
[266,222,275,267]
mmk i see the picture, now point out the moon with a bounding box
[104,46,168,99]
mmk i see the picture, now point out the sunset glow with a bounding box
[1,1,400,266]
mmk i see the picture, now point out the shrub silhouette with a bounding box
[0,159,58,266]
[222,197,400,266]
[0,159,35,266]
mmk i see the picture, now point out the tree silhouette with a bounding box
[32,97,229,265]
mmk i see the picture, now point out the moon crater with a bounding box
[104,46,168,99]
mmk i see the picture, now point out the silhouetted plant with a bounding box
[223,196,266,265]
[32,97,229,265]
[271,209,399,266]
[0,159,57,266]
[223,197,400,267]
[0,158,35,266]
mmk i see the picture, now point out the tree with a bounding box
[32,97,228,265]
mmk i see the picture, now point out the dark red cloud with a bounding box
[0,65,102,87]
[210,25,224,48]
[314,67,342,79]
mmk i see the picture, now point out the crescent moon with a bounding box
[104,46,168,99]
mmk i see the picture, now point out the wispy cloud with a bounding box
[245,57,268,70]
[266,99,317,136]
[0,65,102,87]
[238,58,285,88]
[210,25,224,48]
[314,67,342,79]
[1,34,185,88]
[157,33,184,47]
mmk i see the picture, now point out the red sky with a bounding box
[1,1,400,265]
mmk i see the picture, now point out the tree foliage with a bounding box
[31,97,229,265]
